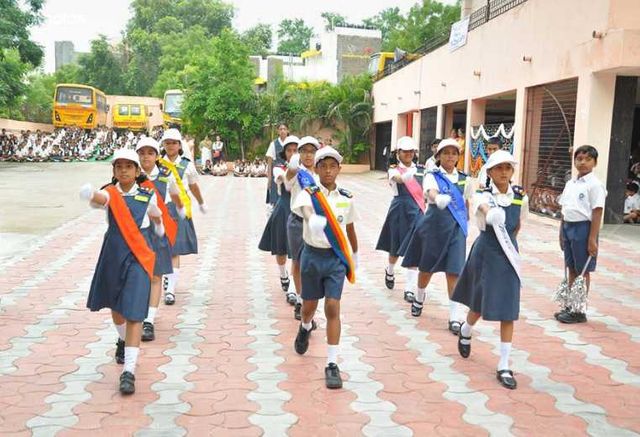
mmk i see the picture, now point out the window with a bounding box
[118,105,129,116]
[130,105,141,115]
[56,87,93,105]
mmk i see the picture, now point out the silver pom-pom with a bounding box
[553,274,571,308]
[567,275,589,313]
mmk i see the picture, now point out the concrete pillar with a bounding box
[444,105,454,138]
[466,98,486,174]
[436,104,445,138]
[512,87,528,185]
[412,111,421,145]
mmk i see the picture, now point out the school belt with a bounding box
[303,244,334,254]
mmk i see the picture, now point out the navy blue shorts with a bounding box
[300,244,346,301]
[562,221,597,273]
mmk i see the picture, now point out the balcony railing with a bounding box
[379,0,528,80]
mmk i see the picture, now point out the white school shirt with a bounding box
[167,154,199,186]
[477,164,489,189]
[286,165,318,217]
[624,193,640,214]
[265,138,286,160]
[387,162,417,196]
[212,141,223,152]
[149,165,179,204]
[92,182,158,228]
[422,166,473,204]
[292,182,360,249]
[558,172,607,222]
[424,156,437,173]
[472,182,529,231]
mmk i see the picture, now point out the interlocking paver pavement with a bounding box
[1,172,639,436]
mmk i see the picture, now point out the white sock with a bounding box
[386,263,395,275]
[498,342,512,370]
[123,346,139,374]
[166,269,180,294]
[449,301,460,321]
[145,307,158,324]
[327,344,339,365]
[405,269,418,292]
[461,320,473,337]
[114,323,126,341]
[278,263,288,278]
[296,294,302,304]
[415,286,426,303]
[172,268,180,292]
[301,321,312,331]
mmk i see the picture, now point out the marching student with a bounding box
[555,145,607,323]
[476,137,502,189]
[401,138,472,334]
[136,137,184,341]
[265,123,289,208]
[258,136,299,298]
[292,146,359,389]
[285,136,321,319]
[452,150,528,390]
[79,149,166,395]
[159,128,208,305]
[376,136,424,303]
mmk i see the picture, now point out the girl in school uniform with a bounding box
[258,135,299,299]
[159,128,207,305]
[452,151,528,390]
[376,136,424,303]
[401,138,472,334]
[285,136,321,320]
[79,148,166,395]
[136,137,184,341]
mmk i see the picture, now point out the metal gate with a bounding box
[523,78,578,217]
[374,121,392,171]
[420,107,438,160]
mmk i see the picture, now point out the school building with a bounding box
[371,0,640,223]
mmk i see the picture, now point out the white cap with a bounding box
[396,136,418,151]
[435,138,461,156]
[314,145,343,165]
[484,150,518,170]
[111,148,140,167]
[298,136,321,150]
[160,128,183,145]
[135,136,160,154]
[283,135,300,147]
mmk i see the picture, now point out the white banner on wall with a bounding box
[449,17,470,52]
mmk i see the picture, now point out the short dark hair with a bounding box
[431,138,441,146]
[487,137,501,146]
[574,144,598,161]
[627,182,639,193]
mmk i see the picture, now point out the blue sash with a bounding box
[432,171,468,237]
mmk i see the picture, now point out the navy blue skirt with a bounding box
[376,195,421,257]
[151,232,174,276]
[401,206,466,274]
[87,227,152,322]
[259,190,291,256]
[287,213,304,261]
[167,202,198,256]
[453,229,520,321]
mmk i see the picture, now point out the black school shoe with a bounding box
[556,311,587,324]
[115,339,125,364]
[294,302,302,320]
[164,292,175,305]
[286,292,297,306]
[448,321,462,336]
[325,363,343,389]
[411,300,423,317]
[280,276,290,292]
[119,371,136,395]
[458,330,471,358]
[141,321,155,342]
[553,307,570,319]
[384,270,395,290]
[293,321,317,354]
[403,291,415,303]
[496,369,517,390]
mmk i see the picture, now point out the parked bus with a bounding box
[53,84,108,129]
[112,103,151,132]
[161,89,184,128]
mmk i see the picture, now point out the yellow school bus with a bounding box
[161,89,184,128]
[112,103,151,132]
[53,84,108,129]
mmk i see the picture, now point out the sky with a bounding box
[30,0,457,73]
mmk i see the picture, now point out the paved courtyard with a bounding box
[1,167,639,436]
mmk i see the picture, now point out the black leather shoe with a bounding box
[553,307,570,319]
[496,369,517,390]
[286,292,297,306]
[403,291,415,303]
[115,339,125,364]
[325,363,343,389]
[294,302,302,320]
[448,320,462,336]
[119,371,136,395]
[280,276,290,292]
[411,300,423,317]
[385,270,395,290]
[458,330,471,358]
[164,292,175,305]
[556,311,587,324]
[141,321,155,342]
[294,324,312,355]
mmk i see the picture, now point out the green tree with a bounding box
[0,49,29,118]
[77,35,126,94]
[362,7,404,51]
[124,29,162,96]
[276,19,313,55]
[241,24,272,56]
[54,63,81,84]
[183,29,262,159]
[19,72,56,123]
[321,12,347,31]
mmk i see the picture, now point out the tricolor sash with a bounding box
[432,170,468,237]
[141,179,177,247]
[159,157,192,219]
[297,169,356,284]
[397,166,426,212]
[105,185,156,279]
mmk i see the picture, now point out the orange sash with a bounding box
[141,179,177,246]
[105,185,156,279]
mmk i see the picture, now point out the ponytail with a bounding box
[485,175,491,188]
[100,177,118,190]
[136,174,148,185]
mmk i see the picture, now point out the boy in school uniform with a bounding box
[623,182,640,223]
[291,146,359,389]
[556,145,607,324]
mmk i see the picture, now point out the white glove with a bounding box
[79,183,95,201]
[153,221,165,237]
[147,203,162,218]
[177,205,187,219]
[308,214,327,239]
[288,153,300,170]
[485,207,506,226]
[199,203,208,214]
[400,167,417,182]
[352,252,359,271]
[435,194,452,210]
[265,203,273,218]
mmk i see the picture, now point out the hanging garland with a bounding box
[468,123,515,177]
